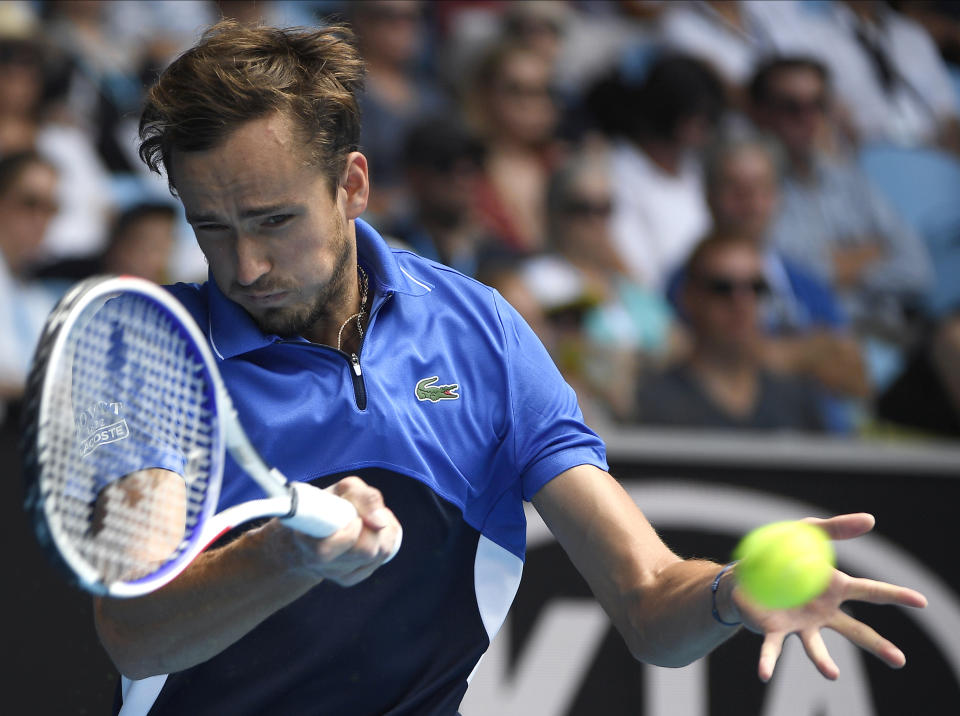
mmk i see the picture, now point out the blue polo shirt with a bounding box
[115,218,607,716]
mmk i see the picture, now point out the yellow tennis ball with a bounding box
[733,521,835,609]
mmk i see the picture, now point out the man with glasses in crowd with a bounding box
[636,232,824,432]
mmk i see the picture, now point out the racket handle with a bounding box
[283,482,403,563]
[283,481,358,538]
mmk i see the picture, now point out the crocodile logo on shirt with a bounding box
[415,376,460,402]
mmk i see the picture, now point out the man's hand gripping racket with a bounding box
[20,276,401,598]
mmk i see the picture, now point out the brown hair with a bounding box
[684,231,759,283]
[748,56,830,107]
[463,39,543,137]
[139,20,365,194]
[0,150,56,197]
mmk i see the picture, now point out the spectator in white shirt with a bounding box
[588,54,725,290]
[749,56,933,343]
[792,0,960,151]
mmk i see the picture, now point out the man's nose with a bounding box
[234,233,271,287]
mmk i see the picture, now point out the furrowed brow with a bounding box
[187,204,292,224]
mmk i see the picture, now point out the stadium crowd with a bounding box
[1,0,959,439]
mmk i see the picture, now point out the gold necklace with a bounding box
[336,265,369,352]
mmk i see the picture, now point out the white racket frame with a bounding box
[36,276,371,598]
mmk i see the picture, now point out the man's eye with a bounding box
[264,214,292,227]
[196,224,228,233]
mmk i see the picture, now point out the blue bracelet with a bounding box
[711,562,741,627]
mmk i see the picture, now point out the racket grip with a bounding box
[282,482,358,538]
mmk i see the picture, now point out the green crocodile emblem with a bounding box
[416,376,460,402]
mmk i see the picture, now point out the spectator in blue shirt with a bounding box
[667,135,870,431]
[637,232,825,433]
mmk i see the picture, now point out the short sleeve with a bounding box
[491,292,608,500]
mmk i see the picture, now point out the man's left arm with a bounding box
[532,464,928,681]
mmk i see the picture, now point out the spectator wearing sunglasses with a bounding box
[667,134,870,431]
[463,38,566,254]
[634,232,824,432]
[521,151,687,423]
[750,57,932,352]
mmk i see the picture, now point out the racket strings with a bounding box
[41,292,217,586]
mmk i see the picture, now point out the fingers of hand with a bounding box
[295,510,399,584]
[800,629,839,680]
[829,611,906,669]
[332,476,391,530]
[845,577,928,609]
[758,633,785,683]
[804,513,875,540]
[321,516,400,586]
[295,477,401,584]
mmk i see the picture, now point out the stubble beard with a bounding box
[252,216,354,340]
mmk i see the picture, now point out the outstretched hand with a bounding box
[731,513,927,682]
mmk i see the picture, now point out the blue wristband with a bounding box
[711,562,741,627]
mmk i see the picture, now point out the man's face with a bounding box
[487,49,557,146]
[685,243,767,358]
[555,169,615,254]
[105,214,176,285]
[172,113,365,341]
[0,160,58,273]
[756,68,828,159]
[410,155,481,229]
[709,148,779,243]
[356,0,423,67]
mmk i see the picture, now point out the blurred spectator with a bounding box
[524,150,686,421]
[385,116,500,277]
[0,151,65,422]
[634,233,824,432]
[659,0,778,111]
[790,0,960,152]
[0,14,113,262]
[891,1,960,67]
[501,1,643,110]
[501,1,567,69]
[750,57,933,349]
[875,310,960,438]
[699,136,869,402]
[588,54,725,289]
[464,39,566,253]
[349,0,449,224]
[0,27,43,154]
[437,1,645,116]
[41,0,151,172]
[475,250,609,429]
[33,201,178,285]
[657,2,853,117]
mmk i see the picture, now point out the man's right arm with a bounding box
[94,476,400,679]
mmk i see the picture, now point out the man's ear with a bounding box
[341,151,370,220]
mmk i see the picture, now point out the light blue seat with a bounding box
[859,143,960,317]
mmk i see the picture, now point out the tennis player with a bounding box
[97,21,927,716]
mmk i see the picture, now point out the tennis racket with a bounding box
[21,275,388,598]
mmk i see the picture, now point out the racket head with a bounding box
[20,276,227,597]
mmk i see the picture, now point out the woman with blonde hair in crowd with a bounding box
[462,39,567,255]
